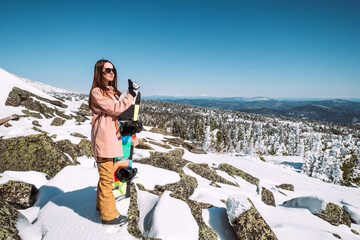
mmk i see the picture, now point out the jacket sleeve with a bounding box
[91,88,134,116]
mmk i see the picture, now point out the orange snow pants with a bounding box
[96,157,119,221]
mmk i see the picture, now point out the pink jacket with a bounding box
[90,86,134,159]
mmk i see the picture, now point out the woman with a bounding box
[89,59,136,225]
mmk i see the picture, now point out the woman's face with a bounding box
[102,62,115,83]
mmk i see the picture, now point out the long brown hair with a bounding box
[89,59,121,108]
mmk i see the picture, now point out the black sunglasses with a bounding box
[104,68,116,74]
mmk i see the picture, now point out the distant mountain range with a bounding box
[144,96,360,126]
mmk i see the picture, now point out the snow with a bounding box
[1,129,359,240]
[140,191,198,240]
[0,171,48,189]
[1,127,359,240]
[132,163,181,190]
[0,68,58,119]
[281,196,327,214]
[225,194,252,223]
[343,203,360,224]
[202,207,238,239]
[1,71,360,240]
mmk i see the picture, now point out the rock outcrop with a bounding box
[182,141,207,154]
[0,134,74,179]
[76,139,93,158]
[314,202,353,227]
[218,163,259,186]
[282,196,353,227]
[188,163,237,187]
[261,187,276,207]
[51,117,66,126]
[136,148,188,173]
[276,183,294,191]
[0,197,20,240]
[5,87,67,119]
[135,139,154,150]
[226,195,278,240]
[78,103,91,116]
[0,181,38,209]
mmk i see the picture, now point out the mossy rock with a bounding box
[231,205,278,240]
[71,132,87,139]
[185,199,217,240]
[0,197,20,240]
[74,114,88,123]
[333,233,341,239]
[149,127,172,136]
[55,139,78,162]
[137,180,217,240]
[351,229,359,235]
[6,87,67,108]
[51,117,66,126]
[314,202,352,227]
[55,109,72,120]
[22,109,43,119]
[148,140,172,149]
[135,139,154,150]
[0,181,38,209]
[0,134,74,179]
[182,142,207,154]
[76,139,93,158]
[153,172,198,200]
[164,137,184,147]
[275,183,294,191]
[210,182,221,188]
[55,138,92,161]
[78,103,91,116]
[127,183,161,240]
[32,126,48,134]
[261,187,276,207]
[32,120,42,127]
[5,87,67,119]
[218,163,259,186]
[135,148,187,173]
[188,163,237,187]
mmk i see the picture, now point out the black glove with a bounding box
[128,79,136,97]
[120,121,143,136]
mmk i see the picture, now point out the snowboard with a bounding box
[112,82,141,201]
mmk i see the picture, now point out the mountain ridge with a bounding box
[145,96,360,126]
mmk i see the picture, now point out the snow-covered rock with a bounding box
[281,196,327,214]
[142,191,198,240]
[226,194,252,223]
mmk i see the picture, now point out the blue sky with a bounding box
[0,0,359,98]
